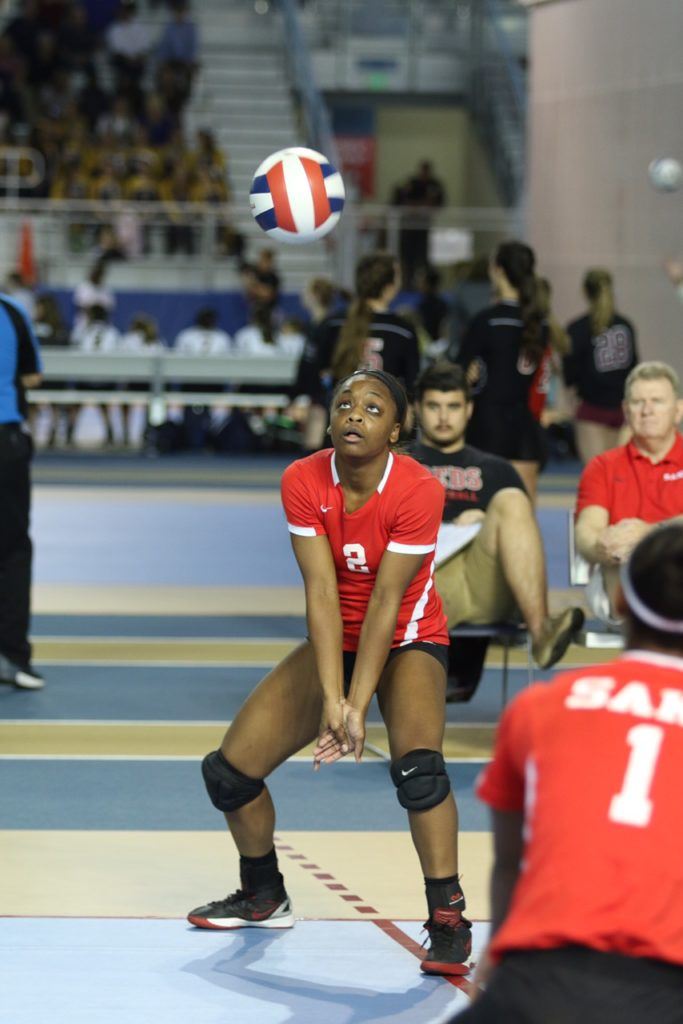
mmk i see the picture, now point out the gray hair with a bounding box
[624,361,680,401]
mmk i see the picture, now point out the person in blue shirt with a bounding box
[0,292,44,690]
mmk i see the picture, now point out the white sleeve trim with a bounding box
[287,523,318,537]
[386,541,436,554]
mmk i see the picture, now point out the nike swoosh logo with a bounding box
[401,766,418,776]
[320,505,334,512]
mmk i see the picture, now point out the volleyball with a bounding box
[648,157,683,192]
[249,147,345,244]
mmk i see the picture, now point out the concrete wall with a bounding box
[375,105,501,207]
[526,0,683,364]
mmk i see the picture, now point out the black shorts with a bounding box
[342,641,448,694]
[452,947,683,1024]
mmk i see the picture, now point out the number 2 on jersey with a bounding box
[343,543,370,573]
[609,723,664,828]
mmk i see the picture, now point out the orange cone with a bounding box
[18,219,36,286]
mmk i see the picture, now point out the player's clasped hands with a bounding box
[313,699,366,769]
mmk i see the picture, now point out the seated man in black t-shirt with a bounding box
[411,363,584,696]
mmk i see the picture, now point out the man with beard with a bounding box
[411,362,583,696]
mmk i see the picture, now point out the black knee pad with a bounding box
[390,748,451,811]
[201,750,265,812]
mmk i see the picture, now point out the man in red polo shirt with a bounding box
[451,525,683,1023]
[574,361,683,621]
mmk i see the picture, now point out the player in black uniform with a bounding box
[563,268,638,464]
[411,362,583,693]
[328,251,421,396]
[455,241,548,502]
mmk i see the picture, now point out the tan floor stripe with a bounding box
[0,830,493,920]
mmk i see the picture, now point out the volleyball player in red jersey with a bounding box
[452,524,683,1023]
[188,369,472,976]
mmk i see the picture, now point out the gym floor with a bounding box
[1,453,605,1023]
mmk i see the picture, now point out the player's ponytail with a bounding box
[331,252,397,381]
[583,268,614,336]
[494,241,545,365]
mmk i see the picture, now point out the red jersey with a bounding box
[576,435,683,523]
[478,651,683,967]
[281,449,448,651]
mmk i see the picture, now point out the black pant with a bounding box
[452,947,683,1024]
[0,423,33,668]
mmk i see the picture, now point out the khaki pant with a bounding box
[435,535,517,627]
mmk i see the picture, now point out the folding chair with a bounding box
[567,510,624,650]
[448,621,533,708]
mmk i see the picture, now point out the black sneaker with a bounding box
[187,889,294,931]
[421,908,472,976]
[0,655,45,690]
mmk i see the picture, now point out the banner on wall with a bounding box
[331,105,376,199]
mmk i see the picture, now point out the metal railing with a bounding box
[0,197,520,289]
[280,0,341,169]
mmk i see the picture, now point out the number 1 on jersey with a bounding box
[609,724,664,828]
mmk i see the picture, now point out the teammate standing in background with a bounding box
[452,525,683,1024]
[329,252,421,397]
[563,269,638,464]
[0,292,44,690]
[188,369,472,976]
[455,241,548,503]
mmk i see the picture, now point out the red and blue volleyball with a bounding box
[249,147,345,244]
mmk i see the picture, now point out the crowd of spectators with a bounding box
[0,0,239,258]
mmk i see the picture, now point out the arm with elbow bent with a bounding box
[290,533,348,760]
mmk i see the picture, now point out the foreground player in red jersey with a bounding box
[452,524,683,1023]
[188,369,472,975]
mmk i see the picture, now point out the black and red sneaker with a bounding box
[421,907,473,976]
[187,888,294,930]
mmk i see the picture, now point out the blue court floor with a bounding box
[0,453,589,1023]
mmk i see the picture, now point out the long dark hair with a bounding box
[494,241,545,364]
[583,268,614,336]
[331,252,397,381]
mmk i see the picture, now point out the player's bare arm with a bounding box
[344,549,427,760]
[291,533,348,761]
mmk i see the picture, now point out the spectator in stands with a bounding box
[120,313,165,446]
[575,361,683,624]
[563,269,638,464]
[234,316,305,358]
[189,128,227,181]
[31,292,72,446]
[76,66,110,131]
[391,159,445,288]
[141,92,176,147]
[57,3,97,75]
[73,258,115,336]
[105,0,151,105]
[412,362,584,690]
[26,29,63,88]
[241,248,281,344]
[174,307,231,354]
[160,165,194,255]
[96,95,136,146]
[3,0,42,72]
[155,0,198,109]
[71,302,121,445]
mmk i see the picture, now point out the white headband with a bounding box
[620,563,683,634]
